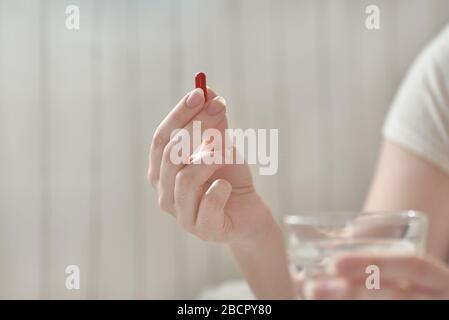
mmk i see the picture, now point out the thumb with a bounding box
[196,179,232,241]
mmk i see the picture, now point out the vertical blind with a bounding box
[0,0,448,299]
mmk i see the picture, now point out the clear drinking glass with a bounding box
[283,211,428,299]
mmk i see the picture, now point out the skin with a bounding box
[304,253,449,299]
[148,87,293,299]
[149,88,449,300]
[305,141,449,299]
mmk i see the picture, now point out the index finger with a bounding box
[330,254,449,292]
[148,87,217,186]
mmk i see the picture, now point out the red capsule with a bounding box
[195,72,207,100]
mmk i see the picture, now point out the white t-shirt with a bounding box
[383,25,449,175]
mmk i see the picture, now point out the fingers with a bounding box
[157,97,227,213]
[305,254,449,300]
[304,277,351,300]
[304,277,431,300]
[330,254,449,293]
[196,179,232,241]
[173,151,224,232]
[206,86,217,101]
[148,87,217,187]
[148,88,205,186]
[148,88,218,185]
[150,87,233,240]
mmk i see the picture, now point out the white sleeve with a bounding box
[383,25,449,175]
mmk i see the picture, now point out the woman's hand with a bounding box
[147,87,275,244]
[148,87,293,299]
[305,254,449,299]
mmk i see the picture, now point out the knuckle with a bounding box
[177,216,195,233]
[196,231,208,242]
[162,143,174,163]
[152,130,165,149]
[175,170,195,188]
[195,226,224,243]
[195,228,212,242]
[147,169,158,187]
[158,194,172,214]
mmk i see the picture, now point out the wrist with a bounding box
[228,212,294,299]
[229,212,284,252]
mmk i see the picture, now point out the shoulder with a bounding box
[412,25,449,79]
[383,24,449,176]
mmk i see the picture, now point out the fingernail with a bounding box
[186,88,204,108]
[207,96,226,115]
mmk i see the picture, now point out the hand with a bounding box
[148,88,276,244]
[305,253,449,299]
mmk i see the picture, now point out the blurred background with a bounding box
[0,0,448,299]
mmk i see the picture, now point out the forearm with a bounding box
[229,220,295,300]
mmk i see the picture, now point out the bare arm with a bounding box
[364,140,449,260]
[229,215,294,299]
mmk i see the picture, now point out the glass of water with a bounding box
[283,210,428,299]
